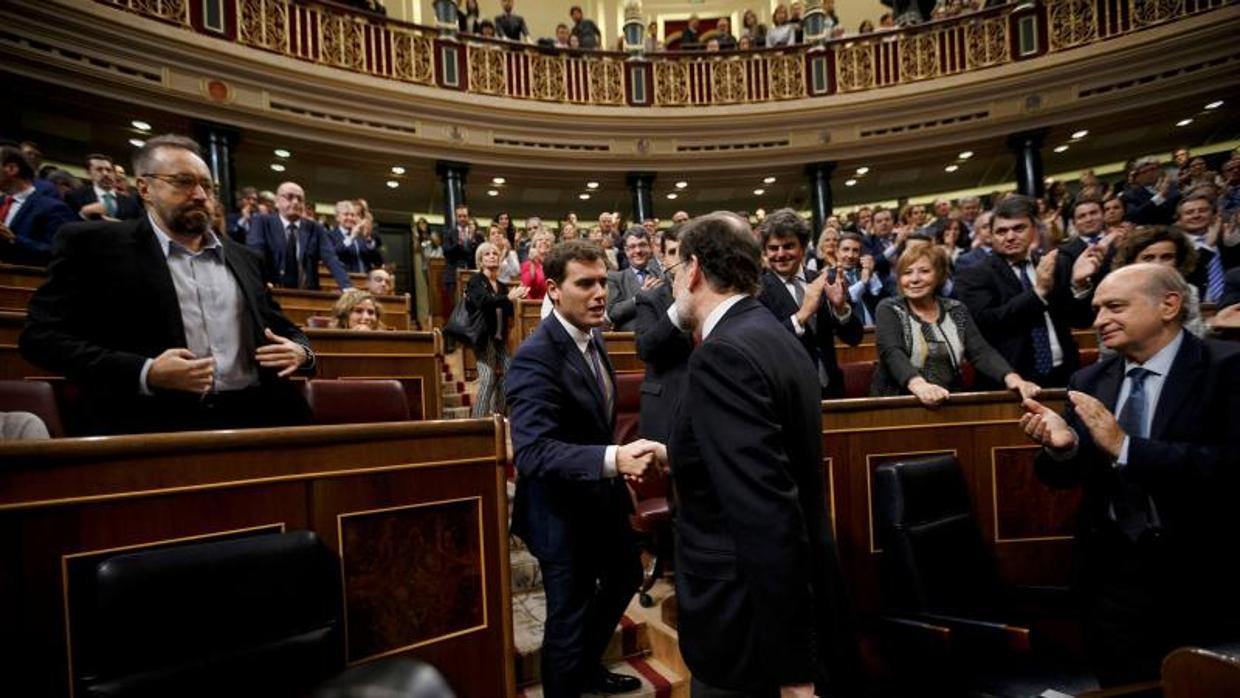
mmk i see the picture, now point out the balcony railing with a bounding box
[98,0,1229,107]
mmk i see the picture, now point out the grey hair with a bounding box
[1129,263,1191,324]
[132,134,202,176]
[474,241,499,268]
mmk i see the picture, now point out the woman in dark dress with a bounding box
[466,241,528,416]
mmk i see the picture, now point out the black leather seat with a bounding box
[68,530,453,698]
[873,455,1095,697]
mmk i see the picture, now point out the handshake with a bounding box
[616,439,669,483]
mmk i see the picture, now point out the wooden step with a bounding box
[515,655,685,698]
[513,589,651,688]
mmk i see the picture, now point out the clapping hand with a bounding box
[823,269,848,312]
[1034,249,1058,297]
[1020,399,1076,451]
[1067,391,1124,457]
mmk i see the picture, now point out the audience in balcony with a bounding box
[765,4,798,47]
[712,17,738,50]
[493,0,530,42]
[569,5,600,49]
[740,9,767,46]
[457,0,482,34]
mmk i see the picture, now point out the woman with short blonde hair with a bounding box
[331,288,384,331]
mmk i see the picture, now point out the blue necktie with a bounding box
[102,192,117,217]
[1015,263,1054,375]
[585,334,612,416]
[1205,250,1225,303]
[1112,367,1157,541]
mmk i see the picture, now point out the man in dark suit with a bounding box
[1176,191,1237,304]
[1122,157,1179,225]
[837,231,888,325]
[957,195,1081,388]
[442,203,482,307]
[606,227,662,331]
[1022,263,1240,685]
[20,135,314,435]
[246,181,351,292]
[756,208,863,399]
[569,5,600,49]
[954,210,994,271]
[225,186,259,243]
[328,199,383,274]
[494,0,530,41]
[653,212,857,696]
[64,153,142,221]
[0,145,77,266]
[505,240,656,697]
[633,225,690,442]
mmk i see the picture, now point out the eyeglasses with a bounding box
[141,173,216,195]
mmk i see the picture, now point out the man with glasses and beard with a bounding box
[20,134,314,435]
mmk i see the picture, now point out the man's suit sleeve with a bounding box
[18,224,148,394]
[13,198,77,258]
[607,272,638,328]
[832,299,864,346]
[956,262,1046,331]
[315,223,353,291]
[506,347,608,481]
[634,292,690,364]
[688,339,817,684]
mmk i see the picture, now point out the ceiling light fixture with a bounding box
[1053,145,1070,153]
[763,176,777,184]
[1176,118,1194,127]
[957,151,973,160]
[844,179,857,187]
[128,138,145,148]
[578,193,591,200]
[586,181,599,189]
[390,166,405,175]
[273,149,291,158]
[1071,129,1089,139]
[487,189,499,196]
[385,180,399,189]
[675,181,688,189]
[491,177,506,185]
[131,120,151,132]
[1205,100,1223,110]
[944,164,960,173]
[855,166,870,175]
[666,193,678,200]
[270,163,286,172]
[753,188,765,196]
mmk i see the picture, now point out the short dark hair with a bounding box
[662,223,681,246]
[1114,225,1198,275]
[757,207,810,248]
[1178,189,1217,214]
[556,22,568,31]
[132,134,202,176]
[47,170,80,189]
[86,153,114,168]
[678,212,761,295]
[1072,195,1104,215]
[544,239,606,286]
[993,194,1037,224]
[0,146,35,181]
[570,5,582,13]
[838,231,863,245]
[622,226,648,245]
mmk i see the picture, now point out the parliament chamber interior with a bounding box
[2,0,1239,695]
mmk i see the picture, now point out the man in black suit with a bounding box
[837,231,887,325]
[957,195,1081,388]
[653,212,856,696]
[494,0,530,41]
[246,181,352,292]
[633,225,691,442]
[328,199,383,274]
[606,227,662,331]
[1122,157,1179,225]
[756,208,863,399]
[505,240,656,697]
[64,153,142,221]
[0,145,77,266]
[1022,263,1240,685]
[1176,191,1237,304]
[569,5,600,49]
[226,186,259,243]
[20,135,314,435]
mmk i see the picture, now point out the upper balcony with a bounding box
[2,0,1238,174]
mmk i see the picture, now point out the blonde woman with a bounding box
[468,242,529,416]
[331,288,384,331]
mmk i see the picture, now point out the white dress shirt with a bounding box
[1012,260,1065,367]
[552,309,619,478]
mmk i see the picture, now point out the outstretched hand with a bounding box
[1020,398,1076,451]
[256,328,309,377]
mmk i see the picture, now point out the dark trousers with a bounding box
[536,524,642,698]
[690,677,778,698]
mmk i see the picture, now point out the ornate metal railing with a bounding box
[98,0,1230,106]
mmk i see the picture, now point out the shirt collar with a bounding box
[94,185,115,200]
[1124,328,1184,378]
[9,186,36,203]
[701,294,747,341]
[552,309,594,353]
[148,212,223,259]
[279,215,298,231]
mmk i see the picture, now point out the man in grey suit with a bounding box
[607,227,662,331]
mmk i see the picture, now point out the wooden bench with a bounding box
[0,418,515,698]
[316,266,369,290]
[305,328,445,420]
[272,288,412,330]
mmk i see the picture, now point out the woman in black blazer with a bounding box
[466,241,528,417]
[871,244,1042,406]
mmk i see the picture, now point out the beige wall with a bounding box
[401,1,888,40]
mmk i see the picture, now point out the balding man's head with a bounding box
[276,181,306,220]
[1093,263,1188,362]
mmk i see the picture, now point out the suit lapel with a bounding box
[134,218,188,347]
[992,254,1024,297]
[1094,355,1125,413]
[545,317,611,426]
[1149,334,1201,438]
[8,194,37,232]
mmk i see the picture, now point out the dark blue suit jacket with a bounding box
[505,314,632,563]
[246,213,351,291]
[327,226,384,274]
[2,190,77,266]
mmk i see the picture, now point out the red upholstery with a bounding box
[305,379,410,425]
[0,380,66,437]
[1079,348,1099,367]
[840,361,876,399]
[305,316,334,328]
[613,372,642,446]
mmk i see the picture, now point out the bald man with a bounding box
[1021,264,1240,685]
[246,181,351,292]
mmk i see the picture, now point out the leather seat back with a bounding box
[307,379,410,425]
[613,372,642,446]
[840,361,875,399]
[0,379,65,437]
[873,455,1001,615]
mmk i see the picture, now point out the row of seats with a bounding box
[0,378,417,437]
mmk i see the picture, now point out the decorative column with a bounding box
[626,172,655,224]
[802,0,828,43]
[1008,129,1048,200]
[436,161,469,225]
[195,123,238,212]
[622,0,645,52]
[805,161,836,242]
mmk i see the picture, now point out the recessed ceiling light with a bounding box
[273,149,291,158]
[270,163,286,172]
[128,138,145,148]
[855,166,870,175]
[844,179,857,187]
[1053,145,1070,153]
[666,193,678,200]
[1205,100,1223,110]
[753,188,765,196]
[385,180,399,189]
[487,189,499,196]
[578,193,591,200]
[390,166,405,175]
[944,164,960,173]
[958,151,973,160]
[1176,118,1194,127]
[131,120,151,132]
[675,181,688,189]
[586,181,599,189]
[1071,129,1089,139]
[763,176,777,184]
[491,177,506,185]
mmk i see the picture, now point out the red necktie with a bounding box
[0,196,12,223]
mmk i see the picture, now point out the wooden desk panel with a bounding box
[317,268,369,290]
[602,332,642,373]
[306,329,444,420]
[0,419,515,698]
[0,285,33,312]
[0,263,46,289]
[822,390,1078,615]
[272,289,412,330]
